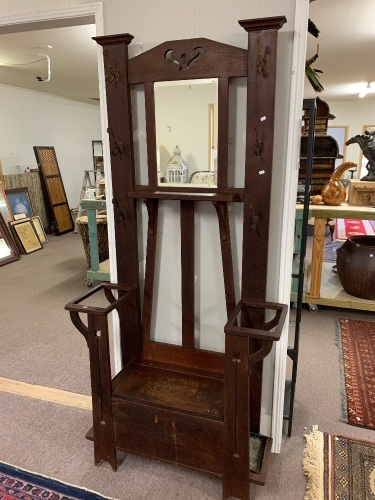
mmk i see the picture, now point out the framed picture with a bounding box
[0,181,13,223]
[31,215,48,243]
[10,219,42,254]
[14,212,27,220]
[0,212,20,266]
[5,187,34,218]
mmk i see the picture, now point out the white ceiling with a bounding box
[0,24,99,105]
[305,0,375,101]
[0,1,374,104]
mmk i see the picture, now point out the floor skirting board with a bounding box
[0,377,91,410]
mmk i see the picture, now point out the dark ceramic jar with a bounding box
[336,235,375,300]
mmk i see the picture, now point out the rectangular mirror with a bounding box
[0,212,20,266]
[154,78,218,186]
[0,182,13,223]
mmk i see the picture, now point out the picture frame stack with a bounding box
[0,182,48,266]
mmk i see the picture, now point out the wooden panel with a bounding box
[33,146,74,235]
[239,20,285,434]
[112,399,223,475]
[128,38,247,83]
[217,78,229,188]
[142,340,225,374]
[94,35,142,364]
[180,201,195,349]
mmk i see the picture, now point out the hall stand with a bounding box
[66,16,289,500]
[284,98,316,436]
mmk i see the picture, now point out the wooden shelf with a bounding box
[129,189,242,202]
[305,261,375,311]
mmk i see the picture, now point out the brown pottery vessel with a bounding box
[336,235,375,300]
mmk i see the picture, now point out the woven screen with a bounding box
[33,146,74,235]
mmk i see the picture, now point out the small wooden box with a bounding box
[348,180,375,206]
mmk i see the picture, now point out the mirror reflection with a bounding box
[154,78,218,187]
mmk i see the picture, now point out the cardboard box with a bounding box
[348,179,375,206]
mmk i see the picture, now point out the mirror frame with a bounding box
[0,181,13,223]
[0,212,20,267]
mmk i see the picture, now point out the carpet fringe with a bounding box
[303,425,324,500]
[334,318,348,423]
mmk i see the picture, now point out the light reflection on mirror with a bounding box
[154,78,218,187]
[0,238,11,258]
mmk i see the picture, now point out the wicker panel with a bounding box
[36,148,60,176]
[33,146,73,235]
[45,177,66,205]
[53,204,74,233]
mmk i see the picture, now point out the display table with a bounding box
[295,202,375,311]
[80,199,110,285]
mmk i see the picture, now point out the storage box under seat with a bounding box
[348,180,375,206]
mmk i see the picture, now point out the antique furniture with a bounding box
[348,179,375,205]
[299,98,343,195]
[78,198,110,286]
[66,16,288,500]
[295,202,375,311]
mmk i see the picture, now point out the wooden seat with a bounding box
[66,15,288,500]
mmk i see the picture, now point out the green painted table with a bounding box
[80,198,110,285]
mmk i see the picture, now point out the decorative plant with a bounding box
[306,4,324,93]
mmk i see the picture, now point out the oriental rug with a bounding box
[334,218,375,240]
[0,461,116,500]
[303,426,375,500]
[336,318,375,429]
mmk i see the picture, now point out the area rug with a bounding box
[323,240,342,263]
[336,318,375,429]
[0,461,116,500]
[334,218,375,240]
[303,425,375,500]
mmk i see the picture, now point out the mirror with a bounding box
[0,212,20,267]
[154,78,218,187]
[0,182,13,223]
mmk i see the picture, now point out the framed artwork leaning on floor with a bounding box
[5,187,33,218]
[0,212,20,266]
[10,218,42,254]
[31,215,48,244]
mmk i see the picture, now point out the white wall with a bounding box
[0,84,101,207]
[327,98,375,177]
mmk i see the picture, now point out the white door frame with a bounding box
[271,0,310,451]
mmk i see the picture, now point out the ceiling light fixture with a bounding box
[358,82,375,98]
[35,53,51,82]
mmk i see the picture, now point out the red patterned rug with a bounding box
[0,461,115,500]
[334,218,375,240]
[336,318,375,429]
[303,426,375,499]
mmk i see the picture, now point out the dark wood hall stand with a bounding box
[66,16,288,500]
